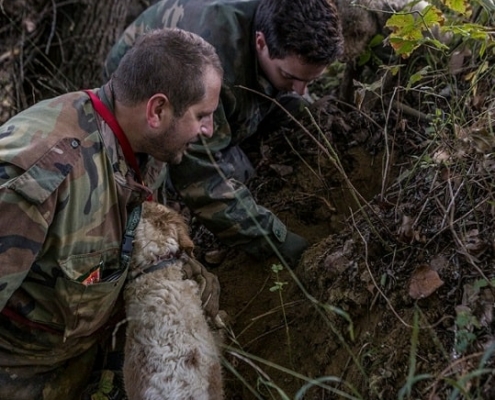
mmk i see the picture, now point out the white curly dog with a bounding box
[123,201,223,400]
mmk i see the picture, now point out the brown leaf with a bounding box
[397,215,425,243]
[430,254,449,272]
[204,249,227,265]
[269,164,293,177]
[449,47,471,75]
[397,215,414,241]
[408,264,444,300]
[463,229,488,256]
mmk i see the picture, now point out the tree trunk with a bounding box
[0,0,143,115]
[47,0,134,90]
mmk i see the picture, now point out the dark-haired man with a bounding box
[105,0,344,268]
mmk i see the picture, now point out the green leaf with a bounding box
[421,6,445,28]
[358,51,371,66]
[408,72,425,87]
[386,13,416,31]
[443,0,472,16]
[271,263,283,273]
[389,37,421,58]
[369,33,385,48]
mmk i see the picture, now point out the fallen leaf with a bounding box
[429,254,449,272]
[432,149,450,163]
[397,215,414,241]
[397,215,425,243]
[463,229,488,256]
[204,249,227,265]
[269,164,293,177]
[408,264,444,299]
[449,47,471,75]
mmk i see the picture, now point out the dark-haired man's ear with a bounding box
[146,93,171,129]
[255,31,267,52]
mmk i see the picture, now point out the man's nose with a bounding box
[200,117,214,138]
[292,81,308,96]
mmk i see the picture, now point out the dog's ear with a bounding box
[174,217,194,256]
[177,229,194,256]
[166,207,195,256]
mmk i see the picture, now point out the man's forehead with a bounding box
[280,58,327,82]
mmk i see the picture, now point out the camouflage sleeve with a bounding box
[169,102,287,248]
[0,190,48,310]
[0,136,81,310]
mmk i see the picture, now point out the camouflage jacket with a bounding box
[104,0,291,248]
[0,86,164,368]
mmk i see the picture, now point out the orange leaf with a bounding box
[409,264,444,299]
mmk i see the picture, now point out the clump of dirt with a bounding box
[290,117,495,398]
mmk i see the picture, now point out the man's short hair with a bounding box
[112,28,223,116]
[254,0,344,65]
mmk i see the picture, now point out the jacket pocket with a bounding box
[55,251,127,340]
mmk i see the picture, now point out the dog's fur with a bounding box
[123,201,223,400]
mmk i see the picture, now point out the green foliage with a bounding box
[358,33,386,66]
[443,0,472,15]
[385,0,493,59]
[386,3,446,57]
[454,278,495,355]
[454,307,479,354]
[269,263,288,292]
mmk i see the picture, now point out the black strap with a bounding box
[127,256,180,281]
[120,204,142,271]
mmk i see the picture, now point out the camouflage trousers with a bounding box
[0,345,98,400]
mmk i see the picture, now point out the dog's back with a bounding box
[123,202,223,400]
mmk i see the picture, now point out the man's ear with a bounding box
[146,93,171,129]
[255,31,267,52]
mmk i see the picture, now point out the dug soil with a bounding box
[198,90,495,399]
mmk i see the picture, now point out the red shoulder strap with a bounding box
[84,89,144,184]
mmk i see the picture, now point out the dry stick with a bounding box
[299,192,336,212]
[226,350,272,382]
[410,164,439,233]
[223,351,270,400]
[3,4,78,93]
[427,186,491,285]
[352,211,454,331]
[45,0,57,54]
[443,169,493,286]
[0,48,19,63]
[380,86,397,200]
[426,350,487,399]
[242,320,295,349]
[283,135,331,190]
[450,226,492,286]
[351,211,413,329]
[226,348,362,400]
[329,97,383,131]
[237,85,394,246]
[393,100,432,122]
[234,274,270,321]
[304,103,395,245]
[440,165,471,231]
[235,300,305,343]
[426,196,489,247]
[249,300,305,322]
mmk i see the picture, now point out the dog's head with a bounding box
[130,201,194,270]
